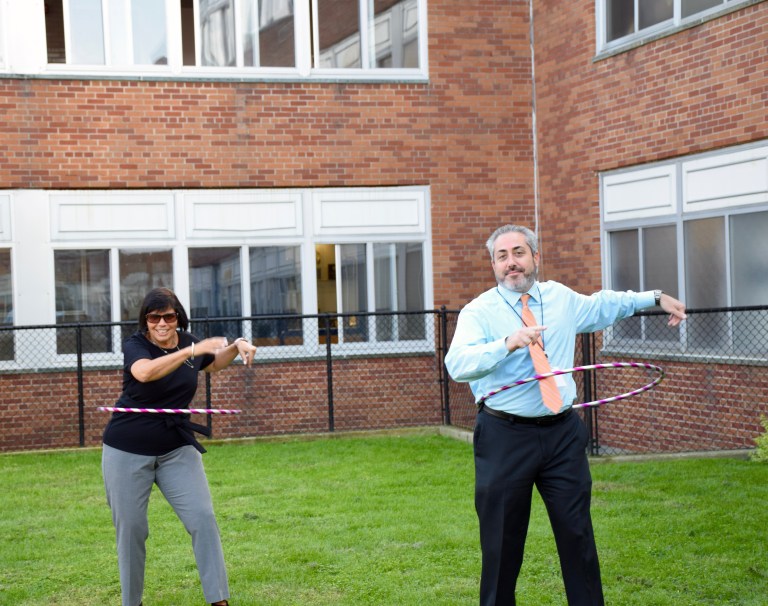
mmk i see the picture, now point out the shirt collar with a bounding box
[496,281,540,306]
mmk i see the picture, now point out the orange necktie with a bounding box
[520,294,562,413]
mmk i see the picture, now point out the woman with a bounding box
[102,287,256,606]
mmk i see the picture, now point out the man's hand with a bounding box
[659,293,687,327]
[505,325,548,351]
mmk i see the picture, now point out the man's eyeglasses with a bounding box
[146,312,178,324]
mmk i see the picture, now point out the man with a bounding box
[444,225,686,605]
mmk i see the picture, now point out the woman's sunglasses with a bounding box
[146,312,179,324]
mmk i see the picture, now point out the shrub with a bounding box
[751,416,768,462]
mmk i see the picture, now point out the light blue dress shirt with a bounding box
[444,280,656,417]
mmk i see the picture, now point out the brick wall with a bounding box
[532,0,768,293]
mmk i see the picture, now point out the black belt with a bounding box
[478,404,573,426]
[164,415,212,454]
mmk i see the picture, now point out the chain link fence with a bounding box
[1,307,766,454]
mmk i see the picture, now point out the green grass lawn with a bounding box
[1,430,766,605]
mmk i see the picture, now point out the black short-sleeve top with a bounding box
[102,331,215,456]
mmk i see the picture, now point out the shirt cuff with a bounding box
[638,290,657,309]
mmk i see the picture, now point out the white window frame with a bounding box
[595,0,762,56]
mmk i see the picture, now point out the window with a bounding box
[601,142,768,360]
[189,247,243,338]
[48,0,168,65]
[315,0,419,69]
[42,0,425,77]
[374,242,424,341]
[315,241,425,345]
[250,246,303,345]
[54,249,112,354]
[0,250,13,361]
[119,248,173,340]
[598,0,752,50]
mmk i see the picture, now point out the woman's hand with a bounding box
[233,338,257,367]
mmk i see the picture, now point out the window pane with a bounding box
[682,0,724,19]
[374,242,424,341]
[119,249,173,341]
[609,230,641,339]
[250,246,303,346]
[643,225,679,342]
[606,0,634,42]
[189,247,241,337]
[372,0,419,68]
[317,0,361,68]
[339,243,368,342]
[0,250,13,361]
[730,211,768,356]
[130,0,168,64]
[639,0,673,30]
[54,250,112,354]
[69,0,105,64]
[684,217,727,350]
[46,1,67,63]
[200,0,236,66]
[256,0,295,67]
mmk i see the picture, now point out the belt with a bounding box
[478,404,573,426]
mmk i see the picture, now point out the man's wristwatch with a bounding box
[654,289,662,306]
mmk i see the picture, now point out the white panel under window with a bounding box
[184,191,303,238]
[50,192,175,240]
[683,147,768,212]
[313,188,426,235]
[602,165,676,222]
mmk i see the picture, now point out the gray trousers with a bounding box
[102,444,230,606]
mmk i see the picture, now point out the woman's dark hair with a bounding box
[137,287,190,332]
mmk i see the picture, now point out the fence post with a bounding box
[324,314,334,432]
[439,306,452,425]
[76,324,85,447]
[580,333,599,455]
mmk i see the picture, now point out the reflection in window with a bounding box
[317,0,361,68]
[189,247,242,337]
[0,250,13,361]
[200,0,236,66]
[256,0,295,66]
[119,249,173,342]
[373,0,419,68]
[339,244,368,342]
[685,217,727,351]
[318,0,419,68]
[730,211,768,356]
[54,250,112,354]
[374,242,424,341]
[250,246,303,345]
[46,0,168,65]
[69,0,105,64]
[609,229,641,340]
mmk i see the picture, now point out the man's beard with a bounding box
[499,266,538,293]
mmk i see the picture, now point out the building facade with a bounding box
[0,0,766,450]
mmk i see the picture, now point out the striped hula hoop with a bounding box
[98,406,242,415]
[479,362,665,409]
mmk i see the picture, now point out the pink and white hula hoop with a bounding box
[98,406,241,415]
[480,362,665,409]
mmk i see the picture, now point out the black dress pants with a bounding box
[474,409,604,606]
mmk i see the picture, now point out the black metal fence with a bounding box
[1,306,766,454]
